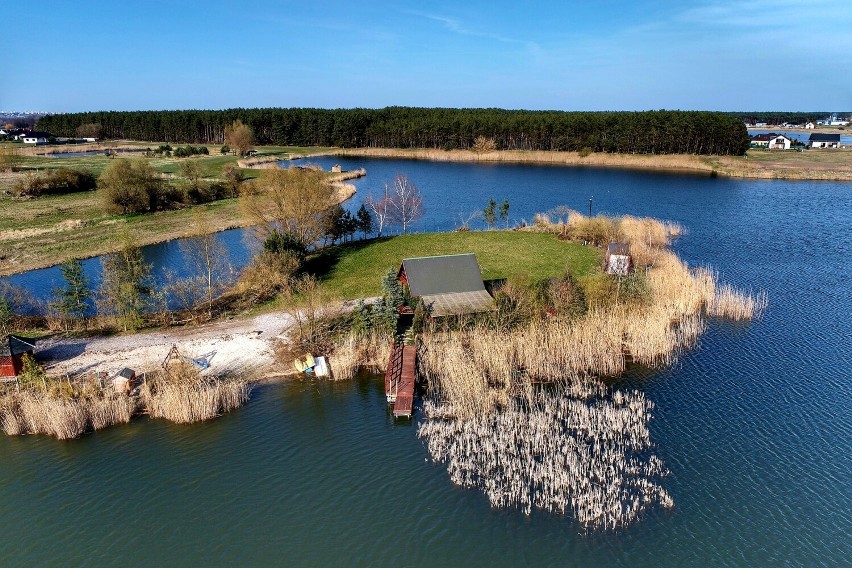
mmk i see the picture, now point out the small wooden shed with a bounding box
[605,243,633,276]
[398,253,495,316]
[111,368,138,394]
[0,335,36,378]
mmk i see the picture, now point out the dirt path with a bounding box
[37,312,295,380]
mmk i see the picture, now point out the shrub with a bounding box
[99,158,162,214]
[578,147,592,157]
[580,272,617,310]
[263,230,307,262]
[12,168,97,197]
[235,250,300,303]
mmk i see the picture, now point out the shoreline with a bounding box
[309,146,852,181]
[0,180,356,278]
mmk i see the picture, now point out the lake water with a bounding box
[1,159,850,566]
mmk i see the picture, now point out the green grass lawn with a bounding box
[306,231,601,299]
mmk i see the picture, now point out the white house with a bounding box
[750,133,791,149]
[22,131,52,145]
[768,134,792,150]
[808,133,841,149]
[805,122,815,129]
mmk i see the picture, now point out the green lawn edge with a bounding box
[306,231,601,299]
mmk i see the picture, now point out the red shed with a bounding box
[0,335,36,378]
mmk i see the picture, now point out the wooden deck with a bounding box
[384,343,417,418]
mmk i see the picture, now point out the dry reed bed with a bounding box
[140,378,251,424]
[1,367,252,439]
[0,391,136,440]
[328,331,393,381]
[416,213,765,528]
[331,147,852,181]
[421,214,765,417]
[418,389,673,530]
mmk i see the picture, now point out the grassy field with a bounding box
[0,145,339,276]
[306,231,601,299]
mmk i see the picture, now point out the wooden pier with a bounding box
[385,343,416,418]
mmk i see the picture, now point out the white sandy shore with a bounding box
[37,312,294,380]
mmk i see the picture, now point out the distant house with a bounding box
[22,131,52,145]
[605,243,633,275]
[805,122,815,129]
[0,335,36,378]
[808,133,841,149]
[750,133,791,149]
[769,134,792,150]
[398,253,495,316]
[819,113,849,127]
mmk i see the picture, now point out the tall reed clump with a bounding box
[418,387,673,530]
[140,362,251,424]
[328,330,393,381]
[0,387,137,440]
[710,283,768,321]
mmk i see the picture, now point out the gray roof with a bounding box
[607,243,630,256]
[0,335,35,357]
[809,133,841,142]
[400,253,495,316]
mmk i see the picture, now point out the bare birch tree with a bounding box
[179,211,230,319]
[364,183,393,237]
[387,175,424,234]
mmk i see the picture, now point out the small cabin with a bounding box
[111,368,138,394]
[398,253,495,317]
[605,243,633,276]
[331,164,342,173]
[0,335,36,378]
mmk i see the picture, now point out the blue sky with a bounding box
[6,0,851,112]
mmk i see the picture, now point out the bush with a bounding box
[570,215,620,246]
[579,272,617,310]
[12,168,97,197]
[235,250,300,303]
[578,147,592,157]
[99,159,162,214]
[263,230,308,262]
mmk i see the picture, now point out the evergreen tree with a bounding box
[483,197,497,229]
[356,204,373,239]
[499,199,510,228]
[53,259,92,330]
[98,236,152,332]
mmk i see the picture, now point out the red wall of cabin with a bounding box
[0,353,28,377]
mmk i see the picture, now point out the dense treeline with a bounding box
[730,111,850,125]
[38,107,749,155]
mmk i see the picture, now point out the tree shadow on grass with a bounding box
[303,237,394,283]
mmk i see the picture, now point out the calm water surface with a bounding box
[1,159,850,566]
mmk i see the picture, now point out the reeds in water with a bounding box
[710,284,768,321]
[327,330,393,381]
[0,390,137,440]
[141,364,251,424]
[418,387,673,530]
